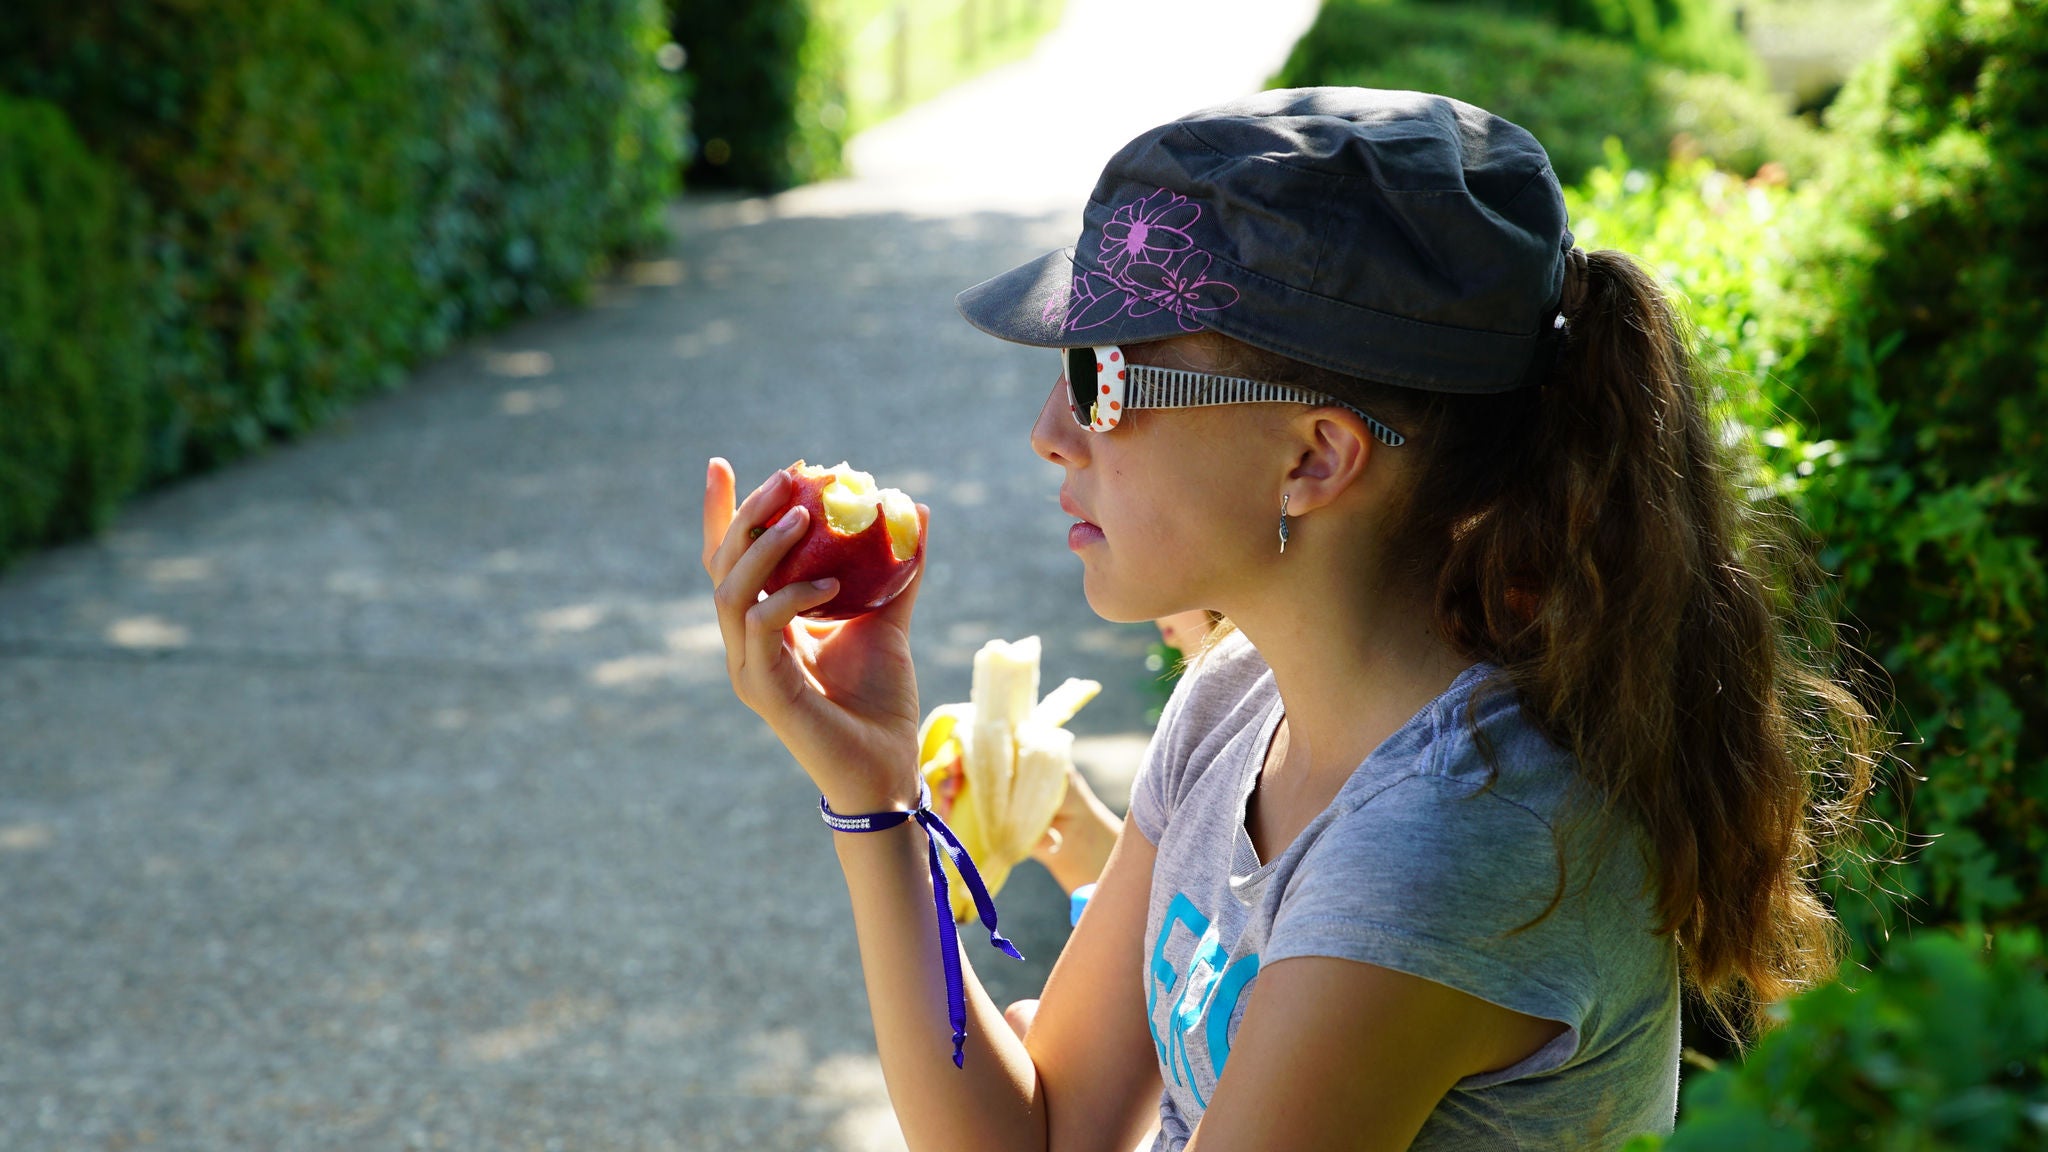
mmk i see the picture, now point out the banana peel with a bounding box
[916,636,1100,923]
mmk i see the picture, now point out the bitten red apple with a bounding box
[759,460,924,620]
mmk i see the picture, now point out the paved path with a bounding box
[0,3,1317,1148]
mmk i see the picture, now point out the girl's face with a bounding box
[1029,337,1290,624]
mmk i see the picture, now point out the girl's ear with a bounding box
[1282,408,1378,514]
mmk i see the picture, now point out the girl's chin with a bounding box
[1077,572,1176,628]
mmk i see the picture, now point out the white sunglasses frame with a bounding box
[1061,344,1407,447]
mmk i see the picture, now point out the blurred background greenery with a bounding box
[3,0,2043,1145]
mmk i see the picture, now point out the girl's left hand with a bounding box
[700,457,931,812]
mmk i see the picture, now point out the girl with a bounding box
[702,88,1882,1151]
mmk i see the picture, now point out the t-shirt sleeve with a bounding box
[1263,773,1593,1084]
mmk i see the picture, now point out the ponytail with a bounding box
[1195,248,1889,1045]
[1483,248,1888,1042]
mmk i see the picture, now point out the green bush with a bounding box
[1271,0,1805,184]
[1410,0,1759,76]
[0,95,148,560]
[1770,0,2048,945]
[1628,927,2048,1150]
[672,0,850,191]
[0,0,683,488]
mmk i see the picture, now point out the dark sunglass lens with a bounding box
[1064,347,1095,423]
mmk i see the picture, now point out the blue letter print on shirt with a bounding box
[1148,893,1262,1109]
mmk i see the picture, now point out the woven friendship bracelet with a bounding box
[820,778,1024,1068]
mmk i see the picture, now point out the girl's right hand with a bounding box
[701,457,932,812]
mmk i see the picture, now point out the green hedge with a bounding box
[1271,0,1811,185]
[0,96,148,560]
[672,0,850,191]
[0,0,684,555]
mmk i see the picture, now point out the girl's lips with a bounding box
[1068,522,1105,549]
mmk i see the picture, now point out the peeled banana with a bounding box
[917,636,1100,923]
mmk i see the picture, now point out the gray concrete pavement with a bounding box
[0,3,1318,1148]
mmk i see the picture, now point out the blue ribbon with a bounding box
[821,778,1024,1068]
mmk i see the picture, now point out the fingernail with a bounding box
[811,578,837,591]
[778,506,804,529]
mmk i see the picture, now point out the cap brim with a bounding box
[955,247,1197,349]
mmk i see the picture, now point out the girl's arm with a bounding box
[703,458,1161,1152]
[1186,957,1569,1152]
[834,786,1165,1152]
[831,807,1048,1151]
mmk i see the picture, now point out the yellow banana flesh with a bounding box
[916,636,1101,923]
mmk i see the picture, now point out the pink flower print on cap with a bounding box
[1122,250,1242,332]
[1062,269,1134,332]
[1063,186,1240,336]
[1098,188,1200,277]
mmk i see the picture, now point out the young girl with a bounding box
[702,88,1880,1151]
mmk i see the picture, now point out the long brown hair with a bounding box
[1188,248,1892,1045]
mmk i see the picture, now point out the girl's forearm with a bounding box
[833,819,1048,1152]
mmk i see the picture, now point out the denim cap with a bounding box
[955,87,1576,394]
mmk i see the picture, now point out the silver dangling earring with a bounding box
[1278,493,1291,554]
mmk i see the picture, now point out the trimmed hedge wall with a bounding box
[0,95,147,557]
[672,0,850,191]
[0,0,684,562]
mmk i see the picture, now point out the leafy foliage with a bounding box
[1627,927,2048,1151]
[1776,0,2048,947]
[0,0,683,552]
[0,95,148,560]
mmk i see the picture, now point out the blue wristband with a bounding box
[820,777,1024,1068]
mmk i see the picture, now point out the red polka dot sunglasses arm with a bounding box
[1059,344,1406,446]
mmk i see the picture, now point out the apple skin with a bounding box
[761,463,925,620]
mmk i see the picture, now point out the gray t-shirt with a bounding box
[1130,629,1679,1149]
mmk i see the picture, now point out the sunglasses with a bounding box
[1060,344,1406,446]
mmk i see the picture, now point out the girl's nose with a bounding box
[1030,375,1087,467]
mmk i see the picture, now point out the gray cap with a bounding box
[955,87,1575,394]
